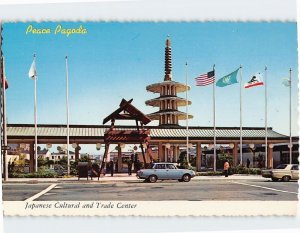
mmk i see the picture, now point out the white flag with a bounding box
[282,78,291,87]
[28,59,37,80]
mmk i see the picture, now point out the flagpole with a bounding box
[33,54,38,173]
[264,66,268,168]
[289,68,292,164]
[185,62,189,163]
[2,57,8,180]
[213,64,216,172]
[239,65,243,166]
[66,55,70,175]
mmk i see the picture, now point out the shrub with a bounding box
[196,171,223,176]
[9,169,58,178]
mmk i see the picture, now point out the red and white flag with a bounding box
[244,73,264,88]
[195,70,215,86]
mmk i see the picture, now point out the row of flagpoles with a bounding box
[189,65,293,171]
[2,56,294,175]
[28,55,71,175]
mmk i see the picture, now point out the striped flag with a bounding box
[195,70,215,86]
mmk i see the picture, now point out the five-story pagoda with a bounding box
[145,38,193,126]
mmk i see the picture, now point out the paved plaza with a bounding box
[2,175,298,201]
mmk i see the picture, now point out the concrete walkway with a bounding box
[2,173,266,183]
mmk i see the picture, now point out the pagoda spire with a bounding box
[164,37,172,81]
[146,38,193,126]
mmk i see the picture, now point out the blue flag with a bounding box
[216,68,240,87]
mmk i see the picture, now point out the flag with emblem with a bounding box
[244,72,264,88]
[216,68,240,87]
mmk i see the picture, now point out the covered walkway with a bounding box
[7,123,297,172]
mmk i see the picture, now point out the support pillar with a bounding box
[165,146,167,162]
[172,146,176,162]
[117,145,122,173]
[158,142,163,162]
[75,144,80,161]
[196,142,202,172]
[267,145,273,168]
[233,142,238,166]
[173,145,178,163]
[29,142,35,172]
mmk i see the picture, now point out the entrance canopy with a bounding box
[103,98,151,125]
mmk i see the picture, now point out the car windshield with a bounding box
[275,164,287,169]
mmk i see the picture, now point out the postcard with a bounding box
[0,1,299,218]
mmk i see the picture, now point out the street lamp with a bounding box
[165,143,171,149]
[46,143,52,149]
[229,143,234,149]
[249,144,255,149]
[96,143,101,150]
[269,144,274,149]
[72,143,77,149]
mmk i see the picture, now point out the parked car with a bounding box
[261,164,299,182]
[136,162,196,183]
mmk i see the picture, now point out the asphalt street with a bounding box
[2,179,298,201]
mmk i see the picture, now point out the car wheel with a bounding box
[182,174,191,182]
[149,175,158,183]
[282,176,290,182]
[271,177,279,182]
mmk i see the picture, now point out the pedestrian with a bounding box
[136,159,141,171]
[131,153,134,162]
[127,159,133,176]
[109,160,114,177]
[224,160,230,177]
[246,158,250,168]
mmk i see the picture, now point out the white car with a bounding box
[261,164,299,182]
[136,162,196,183]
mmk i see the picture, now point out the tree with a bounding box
[178,151,189,169]
[38,156,48,167]
[58,156,68,166]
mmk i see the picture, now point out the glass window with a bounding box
[291,165,299,170]
[166,164,176,169]
[154,164,165,169]
[275,164,287,169]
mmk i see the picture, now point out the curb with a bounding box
[2,176,266,184]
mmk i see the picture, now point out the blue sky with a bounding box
[2,22,298,148]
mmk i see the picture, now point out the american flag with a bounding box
[195,70,215,86]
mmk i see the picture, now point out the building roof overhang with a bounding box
[146,81,190,93]
[6,124,295,144]
[145,96,192,107]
